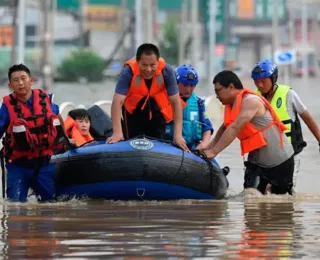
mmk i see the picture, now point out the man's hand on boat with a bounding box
[201,149,216,160]
[174,134,190,152]
[106,131,124,144]
[195,141,209,150]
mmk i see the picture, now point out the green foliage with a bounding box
[159,19,179,65]
[159,18,191,66]
[57,48,105,82]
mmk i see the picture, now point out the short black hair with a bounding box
[68,109,91,121]
[213,70,243,90]
[8,64,31,81]
[136,43,160,61]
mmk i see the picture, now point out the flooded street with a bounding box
[0,76,320,258]
[1,198,320,259]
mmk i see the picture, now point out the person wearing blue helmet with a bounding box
[165,64,214,150]
[252,60,320,191]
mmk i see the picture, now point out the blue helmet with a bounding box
[251,60,278,85]
[175,64,199,86]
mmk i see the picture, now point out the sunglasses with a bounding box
[215,87,224,95]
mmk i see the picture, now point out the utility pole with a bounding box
[79,0,87,47]
[17,0,25,64]
[301,0,308,80]
[178,0,188,64]
[140,0,151,43]
[289,4,295,77]
[208,0,216,84]
[313,8,319,75]
[119,0,127,62]
[145,0,153,43]
[272,0,291,85]
[190,0,198,67]
[40,0,54,91]
[271,0,279,63]
[152,0,158,46]
[130,10,135,56]
[10,0,18,65]
[224,0,231,69]
[135,0,142,49]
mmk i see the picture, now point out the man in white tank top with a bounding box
[201,70,294,195]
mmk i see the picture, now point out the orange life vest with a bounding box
[3,89,66,161]
[224,88,287,155]
[123,57,176,123]
[64,116,93,146]
[233,230,292,259]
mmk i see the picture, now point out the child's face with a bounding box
[75,118,91,136]
[178,82,196,98]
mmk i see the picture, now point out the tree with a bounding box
[57,48,105,82]
[159,18,191,66]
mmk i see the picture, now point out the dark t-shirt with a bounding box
[115,63,179,96]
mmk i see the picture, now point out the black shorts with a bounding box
[122,98,166,140]
[243,156,294,195]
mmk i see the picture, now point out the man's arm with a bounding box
[169,94,189,151]
[57,113,78,146]
[49,96,65,133]
[206,123,226,149]
[106,93,126,143]
[300,111,320,142]
[201,130,212,144]
[58,114,66,133]
[169,94,183,136]
[164,64,183,137]
[289,89,320,143]
[164,64,189,151]
[106,66,132,143]
[196,98,214,149]
[0,104,9,138]
[204,98,260,158]
[49,96,75,145]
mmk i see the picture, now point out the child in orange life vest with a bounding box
[64,109,94,147]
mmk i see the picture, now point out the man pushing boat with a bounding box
[106,43,189,152]
[201,70,294,195]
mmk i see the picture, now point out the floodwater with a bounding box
[0,76,320,258]
[1,197,320,259]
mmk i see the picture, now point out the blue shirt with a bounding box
[196,97,214,134]
[0,92,59,138]
[115,63,179,96]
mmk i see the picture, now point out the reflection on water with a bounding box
[0,195,320,259]
[236,202,296,259]
[0,78,319,258]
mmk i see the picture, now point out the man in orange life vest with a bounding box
[201,70,295,195]
[106,43,189,152]
[0,64,66,202]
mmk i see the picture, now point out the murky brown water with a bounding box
[1,196,320,259]
[1,76,320,258]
